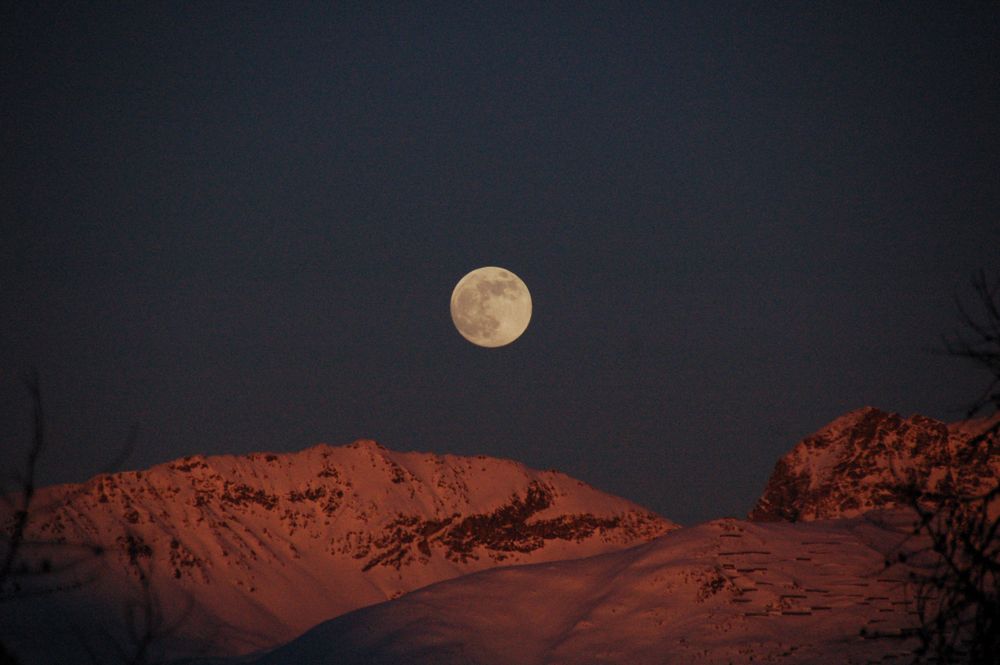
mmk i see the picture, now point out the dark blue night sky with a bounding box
[2,2,998,524]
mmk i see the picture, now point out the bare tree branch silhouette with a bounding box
[892,271,1000,664]
[1,371,193,665]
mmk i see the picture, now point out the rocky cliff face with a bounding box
[2,440,674,662]
[749,407,998,522]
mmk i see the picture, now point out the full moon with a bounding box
[450,266,532,347]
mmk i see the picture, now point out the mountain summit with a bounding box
[749,407,998,522]
[2,440,674,662]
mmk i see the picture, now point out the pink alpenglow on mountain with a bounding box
[0,440,675,664]
[749,407,999,522]
[246,514,926,665]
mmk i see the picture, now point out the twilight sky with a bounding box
[2,3,998,525]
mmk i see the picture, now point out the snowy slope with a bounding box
[0,440,674,664]
[750,407,998,521]
[245,512,925,665]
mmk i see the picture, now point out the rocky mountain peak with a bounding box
[749,408,998,522]
[3,440,676,660]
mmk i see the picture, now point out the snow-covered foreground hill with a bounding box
[0,441,673,664]
[245,511,925,665]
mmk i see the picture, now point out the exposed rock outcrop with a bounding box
[749,407,998,522]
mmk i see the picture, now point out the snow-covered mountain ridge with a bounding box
[2,440,674,663]
[750,407,998,521]
[241,512,927,665]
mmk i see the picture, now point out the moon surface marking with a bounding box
[450,267,532,347]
